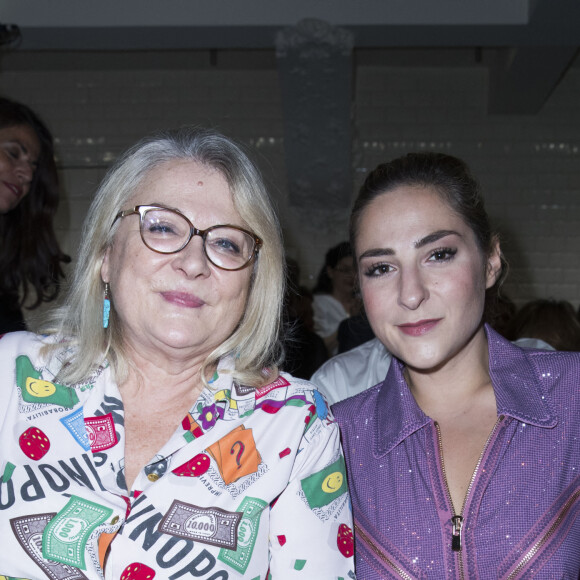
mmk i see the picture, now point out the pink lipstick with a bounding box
[161,292,205,308]
[397,319,441,337]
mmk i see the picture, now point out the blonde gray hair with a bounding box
[43,127,285,387]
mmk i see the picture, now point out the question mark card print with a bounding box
[207,426,261,485]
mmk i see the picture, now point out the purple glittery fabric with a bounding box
[333,326,580,579]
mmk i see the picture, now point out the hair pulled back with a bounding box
[350,152,507,323]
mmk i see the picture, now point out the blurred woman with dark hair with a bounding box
[312,241,356,355]
[0,96,69,333]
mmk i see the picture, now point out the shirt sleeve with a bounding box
[311,361,348,407]
[312,295,347,339]
[268,394,355,578]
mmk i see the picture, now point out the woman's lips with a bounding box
[161,291,205,308]
[397,319,441,336]
[2,181,23,199]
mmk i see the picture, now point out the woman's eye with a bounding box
[363,263,394,277]
[0,145,19,160]
[210,237,241,255]
[148,222,177,235]
[1,146,37,172]
[428,248,457,262]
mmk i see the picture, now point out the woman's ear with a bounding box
[485,236,502,289]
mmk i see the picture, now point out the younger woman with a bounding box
[334,152,580,578]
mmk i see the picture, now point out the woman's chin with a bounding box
[397,348,449,374]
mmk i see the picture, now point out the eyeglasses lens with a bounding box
[205,228,255,269]
[141,208,255,270]
[142,209,190,253]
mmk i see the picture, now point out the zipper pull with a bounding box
[451,515,463,552]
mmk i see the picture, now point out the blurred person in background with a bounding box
[507,298,580,351]
[312,240,356,355]
[282,256,328,378]
[0,96,69,333]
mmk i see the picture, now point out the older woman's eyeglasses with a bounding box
[113,204,262,271]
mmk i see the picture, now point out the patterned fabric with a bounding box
[0,331,354,580]
[334,326,580,579]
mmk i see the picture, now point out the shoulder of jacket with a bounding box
[332,383,382,423]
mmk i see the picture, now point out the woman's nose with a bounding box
[15,159,35,184]
[171,234,211,278]
[397,266,428,310]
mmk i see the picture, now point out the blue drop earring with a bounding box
[103,283,111,329]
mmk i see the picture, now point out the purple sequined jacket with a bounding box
[333,326,580,579]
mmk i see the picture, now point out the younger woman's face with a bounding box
[355,184,501,373]
[0,124,40,214]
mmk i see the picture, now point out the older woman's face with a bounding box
[355,184,501,373]
[0,124,40,214]
[101,160,253,362]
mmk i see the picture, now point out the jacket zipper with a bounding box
[435,415,504,579]
[505,486,580,579]
[354,521,415,580]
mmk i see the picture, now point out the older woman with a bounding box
[0,128,354,579]
[333,152,580,578]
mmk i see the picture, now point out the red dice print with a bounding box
[172,453,211,477]
[337,523,354,558]
[19,427,50,460]
[120,563,155,579]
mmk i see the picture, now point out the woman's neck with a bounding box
[405,327,493,416]
[118,340,213,404]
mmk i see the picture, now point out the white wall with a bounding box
[2,59,579,316]
[354,65,580,307]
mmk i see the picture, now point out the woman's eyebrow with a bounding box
[4,139,32,157]
[359,229,461,259]
[359,247,395,260]
[414,229,460,248]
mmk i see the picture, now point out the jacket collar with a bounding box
[374,325,557,457]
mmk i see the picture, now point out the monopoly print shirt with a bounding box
[0,332,355,580]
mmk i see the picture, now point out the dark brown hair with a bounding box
[350,152,507,322]
[313,241,352,294]
[507,299,580,351]
[0,97,69,309]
